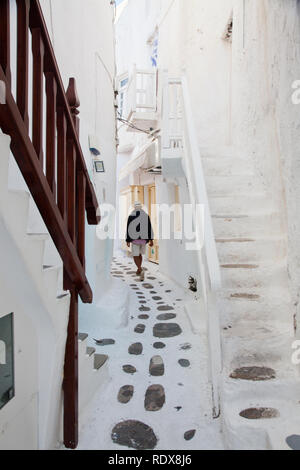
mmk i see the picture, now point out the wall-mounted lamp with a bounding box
[89,135,101,156]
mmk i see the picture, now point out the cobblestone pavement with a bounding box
[77,253,224,450]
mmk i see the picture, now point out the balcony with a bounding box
[125,67,158,133]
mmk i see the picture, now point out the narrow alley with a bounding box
[3,0,300,453]
[77,254,223,450]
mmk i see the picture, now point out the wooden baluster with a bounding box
[57,106,67,221]
[66,77,80,135]
[16,0,30,130]
[77,171,86,270]
[0,0,11,88]
[66,77,80,246]
[45,71,57,194]
[63,287,79,450]
[66,139,76,243]
[31,28,44,164]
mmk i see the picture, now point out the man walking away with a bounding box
[126,201,154,281]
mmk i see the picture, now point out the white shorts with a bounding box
[132,243,146,257]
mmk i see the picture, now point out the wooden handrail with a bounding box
[0,0,102,449]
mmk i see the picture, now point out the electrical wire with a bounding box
[117,111,152,135]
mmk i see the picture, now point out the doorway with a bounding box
[148,184,159,264]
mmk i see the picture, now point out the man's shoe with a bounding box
[140,269,145,281]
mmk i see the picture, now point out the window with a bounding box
[118,75,129,118]
[148,29,159,68]
[0,313,15,410]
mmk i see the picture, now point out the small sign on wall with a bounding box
[0,313,15,410]
[94,160,105,173]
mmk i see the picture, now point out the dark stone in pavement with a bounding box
[157,305,174,311]
[230,366,276,381]
[178,359,190,368]
[118,385,134,404]
[111,420,157,450]
[239,408,279,420]
[153,342,166,349]
[153,323,182,338]
[180,343,192,350]
[138,314,149,320]
[286,435,300,450]
[149,356,165,376]
[145,385,165,411]
[128,343,143,355]
[123,365,137,375]
[143,283,154,289]
[135,324,146,334]
[139,306,150,312]
[184,430,196,441]
[153,296,162,301]
[157,313,177,321]
[94,338,115,346]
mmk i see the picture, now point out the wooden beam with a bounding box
[63,288,79,449]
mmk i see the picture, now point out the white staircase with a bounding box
[201,145,300,450]
[0,130,108,449]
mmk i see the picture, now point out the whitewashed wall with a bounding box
[230,0,300,337]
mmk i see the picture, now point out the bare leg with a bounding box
[134,256,142,274]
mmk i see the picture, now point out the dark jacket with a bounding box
[126,209,154,243]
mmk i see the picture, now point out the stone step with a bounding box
[212,213,283,238]
[220,262,289,289]
[86,347,96,357]
[222,329,295,370]
[94,354,108,370]
[209,194,273,215]
[79,333,89,342]
[216,237,286,263]
[0,131,11,199]
[42,265,61,300]
[206,175,261,197]
[202,156,253,176]
[220,287,293,325]
[199,145,240,159]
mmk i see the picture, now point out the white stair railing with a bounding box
[162,74,222,417]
